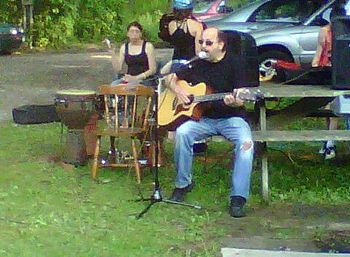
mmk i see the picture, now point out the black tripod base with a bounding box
[135,189,202,219]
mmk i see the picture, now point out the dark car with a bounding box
[193,0,233,21]
[0,23,25,54]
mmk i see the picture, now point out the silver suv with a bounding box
[205,0,342,80]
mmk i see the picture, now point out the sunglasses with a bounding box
[199,39,215,46]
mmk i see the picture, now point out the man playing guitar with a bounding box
[167,27,256,218]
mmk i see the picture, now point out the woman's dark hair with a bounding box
[173,8,193,20]
[127,21,143,32]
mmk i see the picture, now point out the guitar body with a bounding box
[158,80,261,130]
[158,81,210,130]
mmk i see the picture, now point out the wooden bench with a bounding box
[252,84,350,201]
[252,130,350,201]
[207,84,350,201]
[253,130,350,142]
[211,129,350,201]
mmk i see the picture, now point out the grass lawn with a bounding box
[1,121,350,256]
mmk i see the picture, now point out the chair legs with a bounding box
[91,136,101,179]
[131,138,141,184]
[109,136,116,153]
[90,135,142,183]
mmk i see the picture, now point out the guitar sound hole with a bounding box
[188,95,194,104]
[172,98,178,111]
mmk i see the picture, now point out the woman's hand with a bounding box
[103,38,112,49]
[122,74,139,82]
[103,38,117,55]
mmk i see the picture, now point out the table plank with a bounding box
[253,130,350,142]
[260,83,350,98]
[266,97,334,129]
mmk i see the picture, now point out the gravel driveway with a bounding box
[0,49,173,122]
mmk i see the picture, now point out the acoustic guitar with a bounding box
[158,80,263,130]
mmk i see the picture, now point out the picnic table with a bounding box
[252,83,350,201]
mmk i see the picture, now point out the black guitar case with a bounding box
[12,104,60,124]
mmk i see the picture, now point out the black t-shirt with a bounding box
[176,51,248,119]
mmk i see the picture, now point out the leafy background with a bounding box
[0,0,253,48]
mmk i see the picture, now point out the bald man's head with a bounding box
[200,28,227,61]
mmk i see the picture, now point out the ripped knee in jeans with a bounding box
[242,140,253,151]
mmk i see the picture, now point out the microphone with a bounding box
[182,51,209,66]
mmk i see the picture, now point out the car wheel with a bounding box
[259,50,293,82]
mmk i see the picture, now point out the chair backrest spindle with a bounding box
[98,84,154,131]
[103,95,110,125]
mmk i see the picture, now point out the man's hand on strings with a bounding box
[224,88,245,107]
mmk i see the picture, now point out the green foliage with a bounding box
[117,0,170,43]
[0,0,22,24]
[74,0,124,42]
[0,0,257,48]
[30,0,126,48]
[0,0,127,48]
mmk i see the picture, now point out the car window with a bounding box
[217,0,234,14]
[217,0,225,12]
[193,0,212,13]
[252,0,324,23]
[308,0,349,27]
[322,7,332,22]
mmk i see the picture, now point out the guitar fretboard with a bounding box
[194,93,228,103]
[193,89,261,103]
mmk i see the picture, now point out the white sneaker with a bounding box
[324,147,336,160]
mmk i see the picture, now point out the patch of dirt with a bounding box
[315,230,350,253]
[220,203,350,253]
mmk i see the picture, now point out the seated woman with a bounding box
[104,21,160,164]
[108,21,157,85]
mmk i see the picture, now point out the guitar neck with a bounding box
[194,93,228,103]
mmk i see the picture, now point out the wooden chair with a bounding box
[91,84,154,183]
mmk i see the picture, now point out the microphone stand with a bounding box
[135,73,202,219]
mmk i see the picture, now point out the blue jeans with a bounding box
[174,117,254,198]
